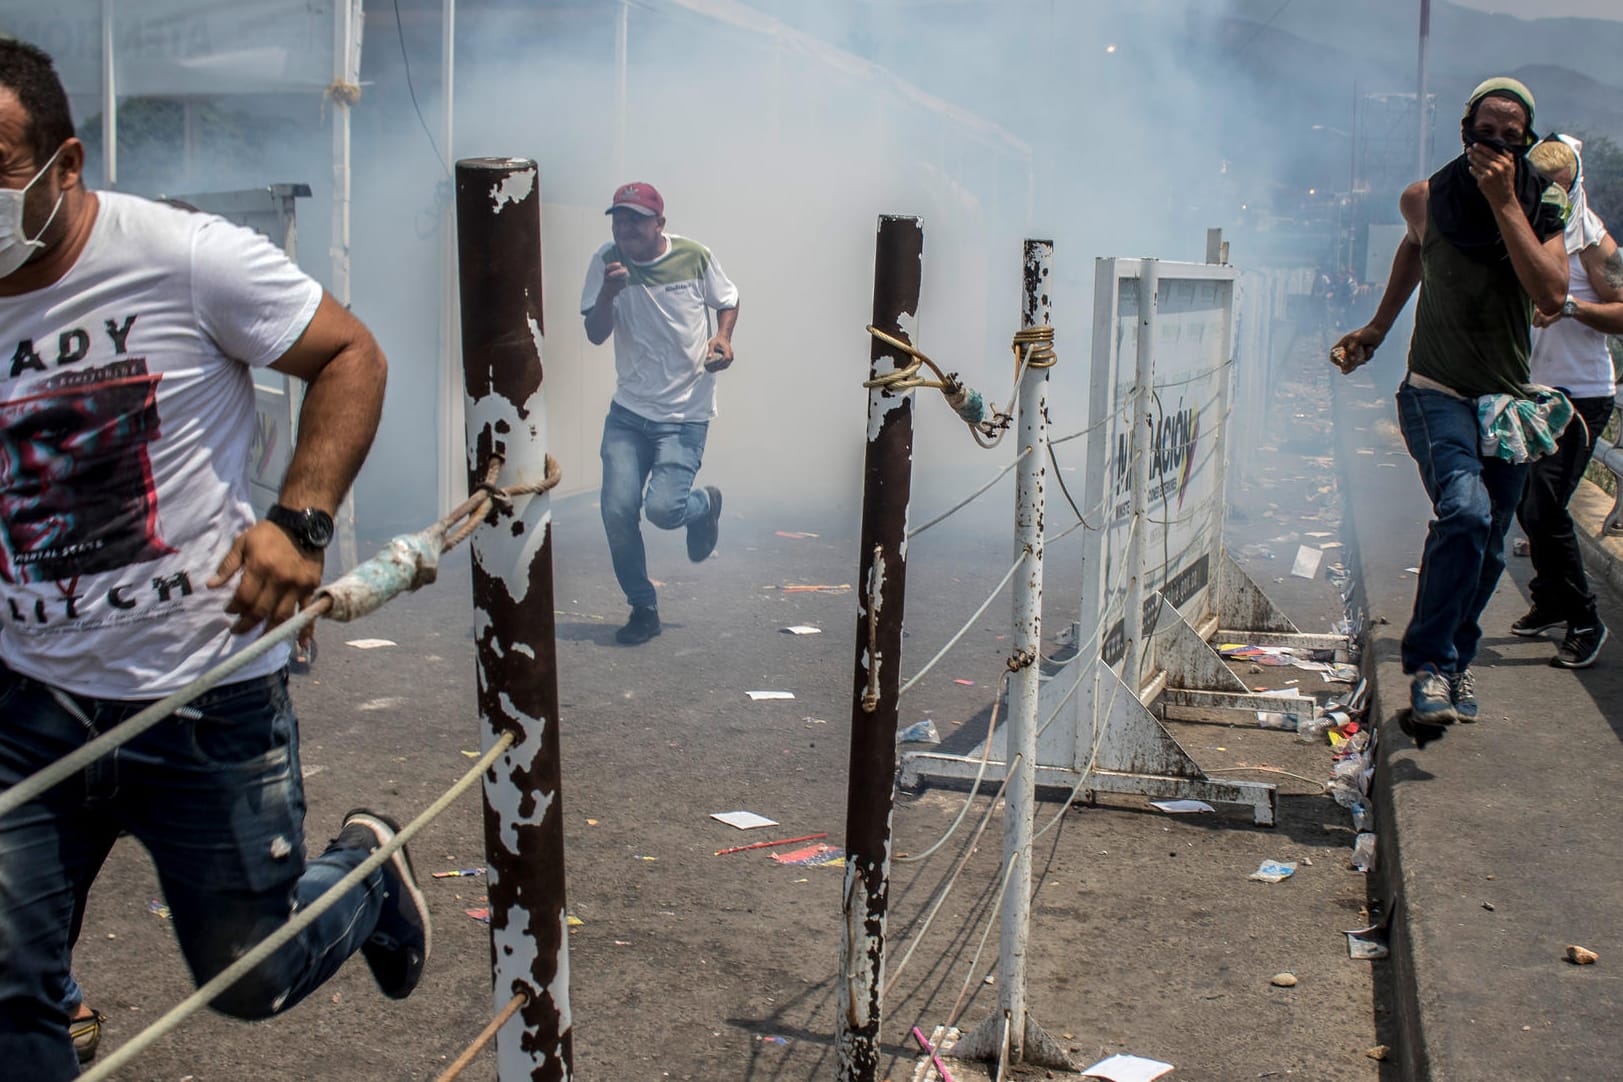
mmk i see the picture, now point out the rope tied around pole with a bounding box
[437,453,564,552]
[863,325,1013,444]
[1011,324,1056,368]
[1005,648,1037,672]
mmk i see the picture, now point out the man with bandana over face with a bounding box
[1332,77,1569,727]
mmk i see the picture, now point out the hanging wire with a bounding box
[895,670,1014,866]
[945,851,1022,1028]
[435,992,530,1082]
[884,752,1022,995]
[392,0,452,179]
[908,446,1031,540]
[897,552,1027,697]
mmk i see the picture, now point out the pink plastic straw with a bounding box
[911,1025,955,1082]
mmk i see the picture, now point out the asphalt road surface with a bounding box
[68,338,1396,1081]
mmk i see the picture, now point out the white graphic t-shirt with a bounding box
[579,234,738,423]
[0,191,323,698]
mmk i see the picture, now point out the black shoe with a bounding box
[1511,607,1565,637]
[337,809,430,1000]
[615,606,661,645]
[686,486,723,562]
[1552,623,1608,669]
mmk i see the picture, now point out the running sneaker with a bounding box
[1409,664,1457,725]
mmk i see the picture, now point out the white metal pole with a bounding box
[1002,239,1051,1060]
[100,0,116,188]
[329,0,359,569]
[1123,259,1158,691]
[438,0,466,515]
[1416,0,1431,179]
[615,0,629,181]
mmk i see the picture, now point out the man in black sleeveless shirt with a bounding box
[1332,77,1568,727]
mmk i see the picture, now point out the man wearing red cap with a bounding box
[581,182,739,645]
[1332,77,1569,729]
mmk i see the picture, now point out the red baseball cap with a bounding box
[605,181,663,218]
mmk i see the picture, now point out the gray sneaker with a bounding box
[1447,669,1479,723]
[1409,664,1457,725]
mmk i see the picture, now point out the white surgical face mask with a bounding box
[0,144,66,280]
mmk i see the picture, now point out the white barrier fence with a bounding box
[904,251,1342,826]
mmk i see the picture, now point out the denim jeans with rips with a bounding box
[1395,382,1529,674]
[599,399,712,610]
[0,666,387,1079]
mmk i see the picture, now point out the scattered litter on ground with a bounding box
[774,531,818,540]
[1150,799,1215,814]
[910,1025,956,1082]
[1403,566,1420,575]
[1258,711,1299,730]
[952,678,975,686]
[345,638,396,649]
[432,867,485,879]
[1367,1045,1390,1061]
[1291,545,1323,579]
[781,625,822,635]
[586,818,599,826]
[714,832,829,856]
[1080,1052,1175,1081]
[465,907,489,924]
[746,690,795,701]
[148,899,171,920]
[776,583,850,593]
[357,697,407,711]
[897,719,940,743]
[1346,924,1390,960]
[756,1034,790,1044]
[770,843,845,866]
[459,749,479,758]
[710,810,778,830]
[1249,860,1297,883]
[1271,972,1298,987]
[567,915,584,928]
[1566,945,1599,965]
[633,855,657,861]
[1349,833,1377,873]
[803,716,827,725]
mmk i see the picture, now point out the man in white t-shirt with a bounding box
[0,41,425,1077]
[581,182,739,645]
[1514,135,1623,669]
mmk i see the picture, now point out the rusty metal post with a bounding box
[455,157,572,1082]
[838,215,923,1082]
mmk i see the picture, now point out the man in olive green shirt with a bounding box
[1332,77,1568,728]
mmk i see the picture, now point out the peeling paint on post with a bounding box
[455,156,572,1082]
[1003,238,1051,1058]
[838,215,923,1082]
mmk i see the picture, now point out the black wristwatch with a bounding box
[1561,295,1579,319]
[266,504,335,552]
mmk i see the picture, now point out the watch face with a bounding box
[303,510,335,548]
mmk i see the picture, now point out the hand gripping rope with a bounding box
[0,454,562,824]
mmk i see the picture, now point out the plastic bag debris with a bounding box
[1350,832,1376,873]
[897,719,940,744]
[1248,859,1297,883]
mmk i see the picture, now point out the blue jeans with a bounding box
[1396,383,1529,674]
[0,666,387,1079]
[600,400,712,610]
